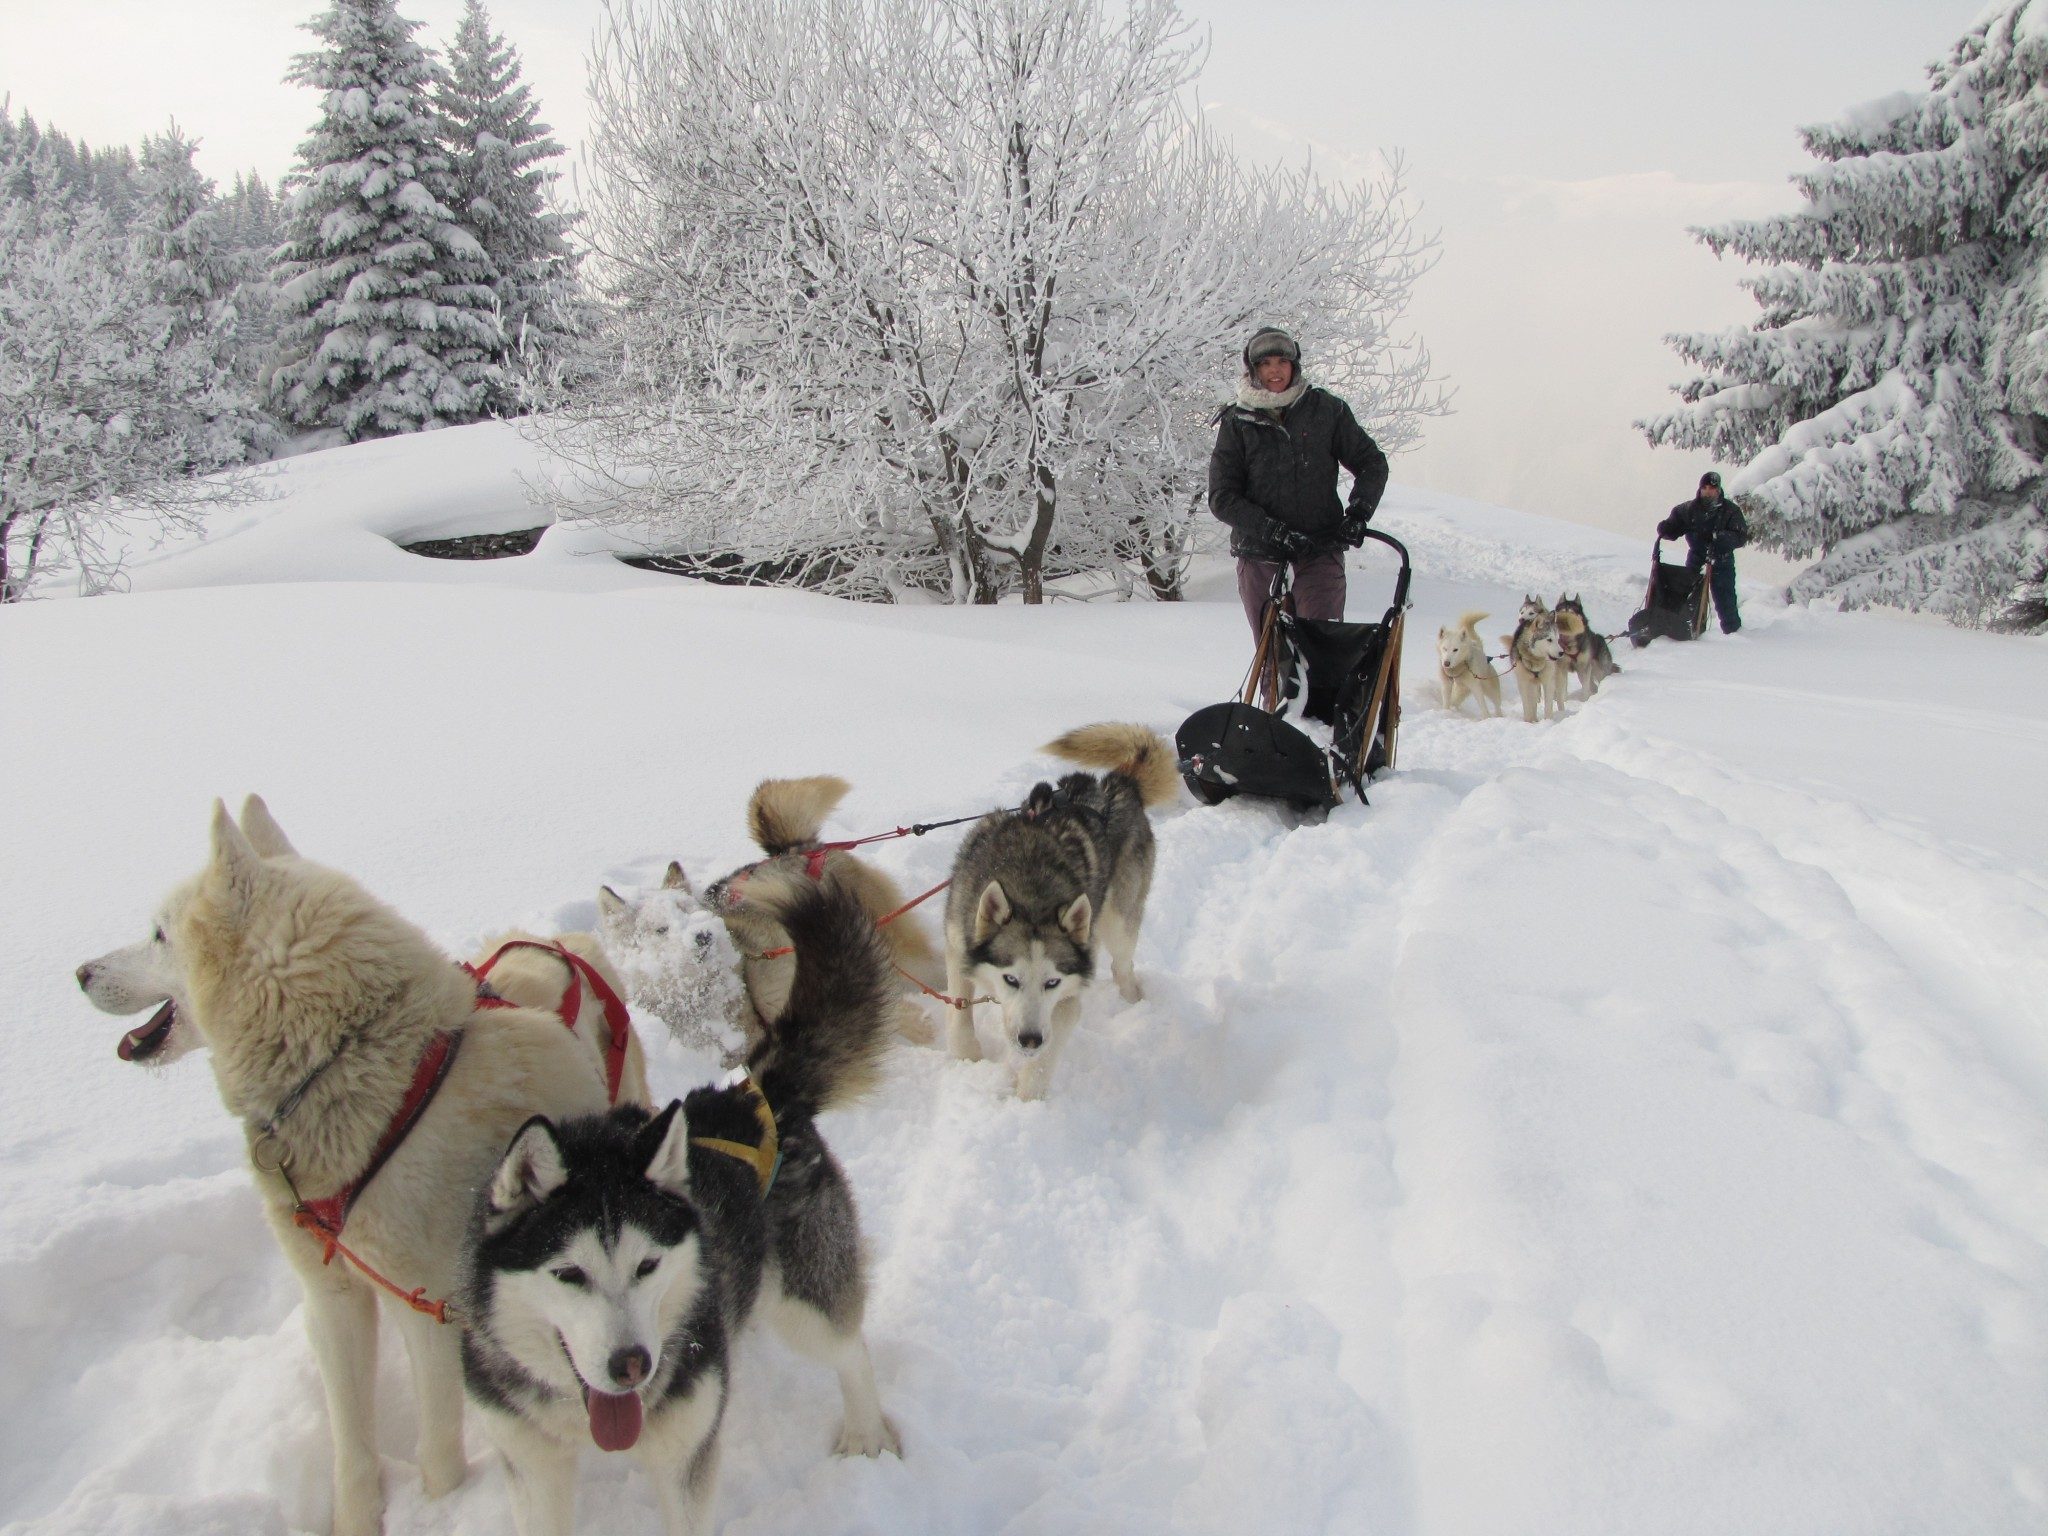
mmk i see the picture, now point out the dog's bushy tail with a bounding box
[1043,722,1178,809]
[1455,609,1488,634]
[747,775,852,856]
[738,864,896,1116]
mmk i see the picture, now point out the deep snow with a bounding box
[2,421,2044,1535]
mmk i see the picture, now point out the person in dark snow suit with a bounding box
[1208,327,1389,635]
[1658,470,1749,633]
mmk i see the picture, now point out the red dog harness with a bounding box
[292,1028,465,1250]
[466,939,633,1105]
[274,949,630,1325]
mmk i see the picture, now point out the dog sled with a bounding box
[1176,528,1411,811]
[1625,537,1711,648]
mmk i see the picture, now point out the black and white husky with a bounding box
[460,868,903,1536]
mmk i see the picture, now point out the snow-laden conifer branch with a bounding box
[1641,0,2048,628]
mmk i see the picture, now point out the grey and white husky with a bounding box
[1504,607,1570,722]
[1553,592,1620,698]
[460,866,903,1536]
[942,722,1178,1100]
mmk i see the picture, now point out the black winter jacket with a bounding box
[1209,385,1389,560]
[1658,496,1749,568]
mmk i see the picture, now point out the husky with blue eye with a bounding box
[459,866,902,1536]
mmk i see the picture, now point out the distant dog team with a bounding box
[1436,594,1620,722]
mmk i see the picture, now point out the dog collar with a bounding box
[689,1075,781,1197]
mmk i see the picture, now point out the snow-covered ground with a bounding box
[3,422,2044,1535]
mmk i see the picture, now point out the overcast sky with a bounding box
[0,0,1992,544]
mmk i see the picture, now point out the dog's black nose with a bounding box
[609,1345,651,1389]
[1017,1031,1044,1054]
[75,963,95,990]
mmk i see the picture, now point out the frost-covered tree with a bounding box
[436,0,585,404]
[0,104,140,218]
[135,126,239,317]
[1998,549,2048,630]
[223,170,281,250]
[0,201,262,600]
[131,126,278,465]
[1641,0,2048,626]
[556,0,1441,604]
[219,170,286,386]
[270,0,504,439]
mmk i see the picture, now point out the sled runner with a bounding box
[1625,537,1712,647]
[1176,528,1411,810]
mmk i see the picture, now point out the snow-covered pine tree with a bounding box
[1640,1,2048,626]
[435,0,585,406]
[135,128,245,335]
[1999,549,2048,630]
[270,0,504,439]
[132,126,277,466]
[219,170,285,390]
[0,106,139,218]
[222,170,283,259]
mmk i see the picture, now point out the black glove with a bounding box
[1339,507,1371,548]
[1260,518,1318,558]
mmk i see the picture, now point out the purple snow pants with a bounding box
[1236,552,1347,635]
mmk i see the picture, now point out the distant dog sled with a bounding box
[1626,537,1712,647]
[1176,528,1411,810]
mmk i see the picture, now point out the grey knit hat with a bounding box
[1244,327,1301,371]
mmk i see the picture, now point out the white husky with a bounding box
[599,776,941,1057]
[1437,610,1503,717]
[76,797,644,1536]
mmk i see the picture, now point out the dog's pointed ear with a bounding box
[662,862,693,894]
[972,881,1011,944]
[207,800,263,916]
[238,794,298,858]
[1059,892,1093,947]
[489,1117,568,1221]
[597,885,629,923]
[638,1101,691,1196]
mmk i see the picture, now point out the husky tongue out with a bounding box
[117,1001,177,1062]
[584,1388,643,1451]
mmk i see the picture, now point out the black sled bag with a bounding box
[1175,700,1335,810]
[1627,544,1708,647]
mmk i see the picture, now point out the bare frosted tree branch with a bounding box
[538,0,1446,603]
